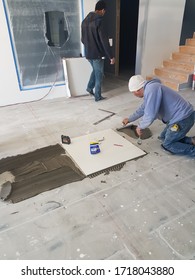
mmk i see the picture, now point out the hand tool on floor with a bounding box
[98,137,105,142]
[93,109,116,125]
[137,137,142,145]
[116,123,135,131]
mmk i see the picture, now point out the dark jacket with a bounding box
[81,12,113,60]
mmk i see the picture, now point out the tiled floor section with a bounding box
[0,75,195,260]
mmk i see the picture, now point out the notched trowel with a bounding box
[116,124,152,141]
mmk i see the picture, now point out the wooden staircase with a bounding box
[147,33,195,91]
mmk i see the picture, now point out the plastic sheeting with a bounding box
[4,0,82,89]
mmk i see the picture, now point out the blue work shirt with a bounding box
[128,79,194,129]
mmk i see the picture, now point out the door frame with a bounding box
[115,0,120,76]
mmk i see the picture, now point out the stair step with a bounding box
[179,45,195,55]
[172,52,195,63]
[154,67,189,82]
[161,76,193,91]
[163,59,194,73]
[146,75,180,91]
[160,77,180,91]
[146,34,195,92]
[186,38,195,46]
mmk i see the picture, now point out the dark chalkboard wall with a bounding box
[180,0,195,45]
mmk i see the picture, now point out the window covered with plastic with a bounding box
[3,0,81,90]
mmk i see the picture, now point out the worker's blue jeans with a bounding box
[87,59,104,101]
[160,112,195,157]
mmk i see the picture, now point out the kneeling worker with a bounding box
[122,75,195,157]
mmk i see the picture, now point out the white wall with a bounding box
[136,0,186,78]
[81,0,96,16]
[0,0,96,106]
[80,0,96,56]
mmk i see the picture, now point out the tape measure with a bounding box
[170,124,179,132]
[61,135,71,144]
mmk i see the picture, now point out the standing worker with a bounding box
[81,0,115,102]
[122,75,195,157]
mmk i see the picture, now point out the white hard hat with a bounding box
[128,75,145,92]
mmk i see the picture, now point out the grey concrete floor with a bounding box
[0,75,195,260]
